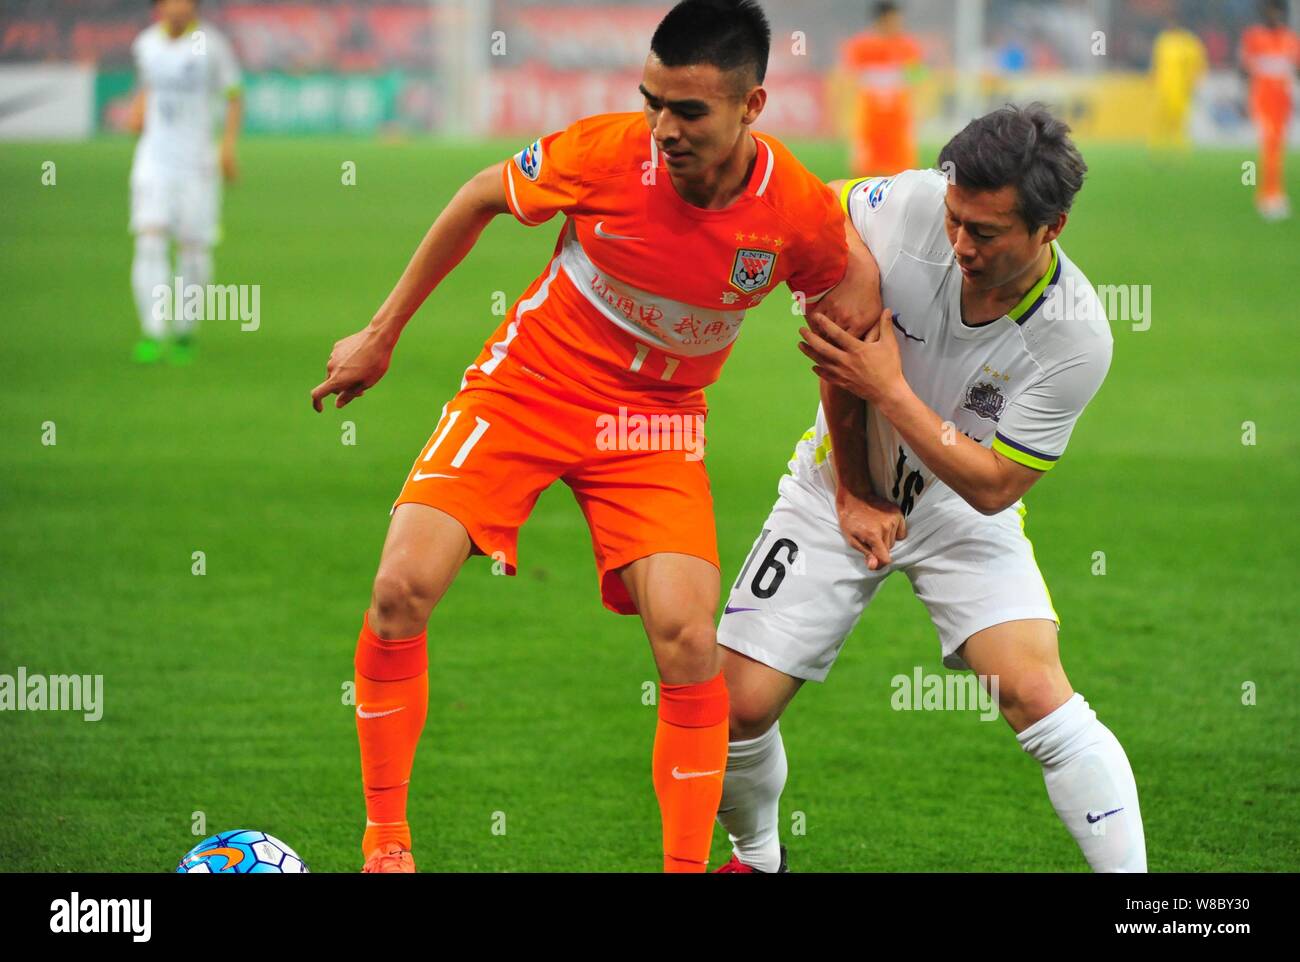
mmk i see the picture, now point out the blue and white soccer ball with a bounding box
[176,829,309,873]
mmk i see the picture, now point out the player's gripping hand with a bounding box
[800,308,904,405]
[808,281,881,340]
[310,325,396,412]
[835,488,907,571]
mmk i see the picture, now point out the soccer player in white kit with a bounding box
[714,104,1147,873]
[127,0,242,364]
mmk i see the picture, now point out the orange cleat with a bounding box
[362,842,416,874]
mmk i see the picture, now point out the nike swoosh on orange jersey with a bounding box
[594,221,643,242]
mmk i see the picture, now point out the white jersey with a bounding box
[794,168,1113,521]
[131,21,241,172]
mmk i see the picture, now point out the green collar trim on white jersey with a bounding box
[1006,242,1060,325]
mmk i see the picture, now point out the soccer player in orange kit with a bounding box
[1241,0,1300,219]
[841,1,925,176]
[310,0,875,873]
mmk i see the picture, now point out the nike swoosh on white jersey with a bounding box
[594,221,643,242]
[411,471,458,481]
[356,705,406,719]
[671,766,722,780]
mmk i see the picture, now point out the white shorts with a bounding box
[717,473,1059,680]
[130,158,220,245]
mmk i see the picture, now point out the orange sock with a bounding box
[1259,117,1286,200]
[354,612,429,858]
[652,671,729,873]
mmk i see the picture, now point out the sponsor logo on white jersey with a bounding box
[863,176,895,210]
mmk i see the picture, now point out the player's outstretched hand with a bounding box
[310,326,395,412]
[835,489,907,570]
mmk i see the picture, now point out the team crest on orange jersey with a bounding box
[730,248,777,293]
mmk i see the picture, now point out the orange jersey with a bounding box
[841,31,923,107]
[395,113,845,613]
[488,112,847,411]
[1241,25,1299,112]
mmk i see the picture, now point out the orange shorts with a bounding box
[392,364,719,615]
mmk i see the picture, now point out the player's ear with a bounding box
[1042,211,1067,245]
[741,85,766,126]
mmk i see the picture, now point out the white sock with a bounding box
[1018,692,1147,872]
[716,722,787,872]
[175,243,212,338]
[131,233,170,339]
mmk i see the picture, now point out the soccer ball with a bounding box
[176,829,309,873]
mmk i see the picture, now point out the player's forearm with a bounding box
[368,166,509,342]
[821,375,875,504]
[875,383,1019,514]
[817,210,882,503]
[812,217,882,339]
[128,89,145,135]
[222,95,242,146]
[839,215,881,323]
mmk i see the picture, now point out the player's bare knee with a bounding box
[678,621,719,664]
[369,567,436,638]
[728,701,779,741]
[650,619,718,677]
[998,671,1073,730]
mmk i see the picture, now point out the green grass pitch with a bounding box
[1,136,1297,872]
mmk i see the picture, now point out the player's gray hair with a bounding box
[937,103,1088,232]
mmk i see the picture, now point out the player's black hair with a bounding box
[875,2,901,20]
[937,102,1088,232]
[650,0,771,90]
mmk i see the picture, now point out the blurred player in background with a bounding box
[127,0,242,363]
[714,105,1147,874]
[310,0,873,874]
[1149,10,1207,153]
[1241,0,1299,219]
[841,1,924,176]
